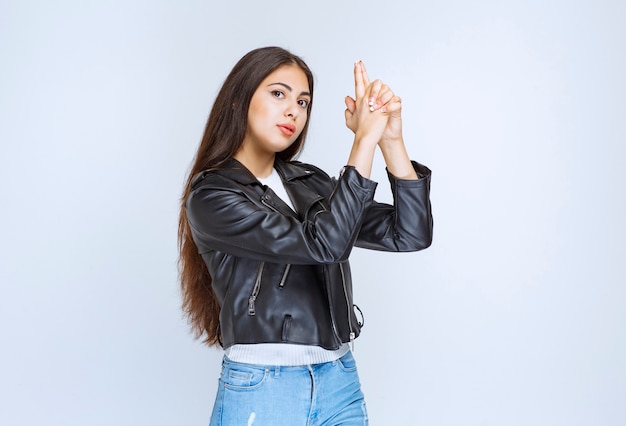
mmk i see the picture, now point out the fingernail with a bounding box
[368,97,375,106]
[369,106,375,112]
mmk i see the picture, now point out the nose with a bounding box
[285,103,299,119]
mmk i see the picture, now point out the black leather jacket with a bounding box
[186,157,433,350]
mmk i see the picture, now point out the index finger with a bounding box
[354,61,366,99]
[360,61,371,88]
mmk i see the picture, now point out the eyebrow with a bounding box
[267,82,311,98]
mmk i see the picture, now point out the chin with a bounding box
[272,141,297,153]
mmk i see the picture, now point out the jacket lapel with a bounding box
[274,159,324,220]
[205,158,325,220]
[260,186,299,219]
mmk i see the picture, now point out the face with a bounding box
[241,65,311,157]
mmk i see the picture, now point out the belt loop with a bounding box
[274,366,280,379]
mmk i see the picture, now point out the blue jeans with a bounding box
[209,351,368,425]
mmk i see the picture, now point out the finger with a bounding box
[354,61,365,99]
[375,86,395,109]
[367,79,384,110]
[344,96,356,114]
[380,96,402,114]
[360,61,371,88]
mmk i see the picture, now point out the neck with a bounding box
[234,146,275,178]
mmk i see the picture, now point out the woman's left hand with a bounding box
[344,62,403,145]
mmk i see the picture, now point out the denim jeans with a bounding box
[209,351,368,426]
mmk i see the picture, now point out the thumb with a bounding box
[344,96,356,113]
[344,106,352,123]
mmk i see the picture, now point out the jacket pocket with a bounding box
[281,314,292,342]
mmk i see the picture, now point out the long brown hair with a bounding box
[178,47,315,346]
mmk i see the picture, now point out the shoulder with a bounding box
[191,159,258,190]
[278,159,334,183]
[291,160,330,176]
[190,170,237,190]
[187,163,259,211]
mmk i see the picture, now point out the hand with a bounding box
[379,95,403,147]
[344,62,403,145]
[344,61,390,145]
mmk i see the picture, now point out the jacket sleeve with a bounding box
[355,161,433,252]
[186,166,377,265]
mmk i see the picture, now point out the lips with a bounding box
[277,123,296,136]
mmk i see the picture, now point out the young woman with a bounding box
[178,46,433,425]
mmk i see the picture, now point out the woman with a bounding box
[178,46,432,425]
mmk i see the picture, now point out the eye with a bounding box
[298,99,310,109]
[271,90,285,98]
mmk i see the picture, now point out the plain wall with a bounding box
[1,0,624,424]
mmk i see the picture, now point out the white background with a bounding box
[1,0,624,425]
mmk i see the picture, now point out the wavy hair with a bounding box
[178,47,314,345]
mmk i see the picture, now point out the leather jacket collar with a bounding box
[191,157,316,188]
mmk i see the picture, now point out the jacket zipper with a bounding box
[339,262,356,350]
[248,262,265,316]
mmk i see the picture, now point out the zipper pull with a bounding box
[248,262,264,316]
[278,264,291,288]
[349,332,356,351]
[248,296,256,316]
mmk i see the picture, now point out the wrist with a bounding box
[354,132,380,148]
[379,136,404,149]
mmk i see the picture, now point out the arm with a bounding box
[356,161,433,252]
[186,165,377,265]
[345,62,432,251]
[378,138,419,180]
